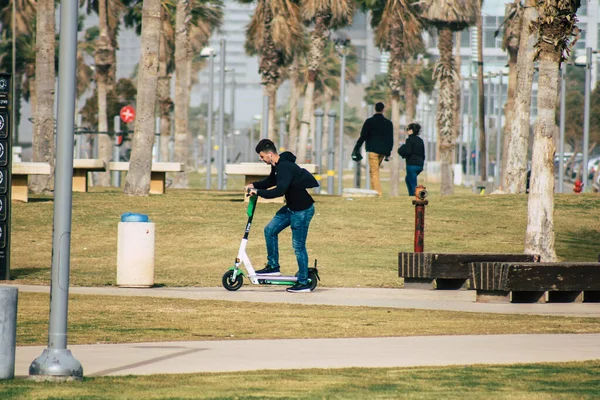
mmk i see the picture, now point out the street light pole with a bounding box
[29,0,83,380]
[466,76,473,184]
[558,63,566,193]
[486,72,493,179]
[206,50,215,190]
[495,71,504,187]
[217,39,226,190]
[337,48,347,196]
[583,47,592,192]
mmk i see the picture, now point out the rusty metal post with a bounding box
[413,185,428,252]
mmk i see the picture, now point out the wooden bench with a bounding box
[11,162,51,202]
[225,162,319,203]
[72,159,107,192]
[470,261,600,303]
[109,162,184,194]
[398,252,540,290]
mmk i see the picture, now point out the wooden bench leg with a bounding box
[510,291,546,304]
[476,290,510,303]
[150,171,165,194]
[435,279,468,290]
[583,291,600,303]
[72,169,89,192]
[546,291,583,303]
[403,278,435,290]
[11,175,28,202]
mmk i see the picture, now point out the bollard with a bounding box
[413,185,428,253]
[0,287,18,379]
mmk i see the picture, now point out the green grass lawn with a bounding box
[9,172,599,287]
[2,361,600,399]
[16,292,600,345]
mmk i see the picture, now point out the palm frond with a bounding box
[416,0,479,30]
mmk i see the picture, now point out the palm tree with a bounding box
[365,0,422,196]
[296,0,355,162]
[124,0,162,196]
[0,0,36,144]
[173,0,191,188]
[240,0,304,141]
[504,0,537,193]
[418,0,479,195]
[524,0,580,261]
[30,0,56,194]
[499,0,523,187]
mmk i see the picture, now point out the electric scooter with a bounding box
[222,191,320,291]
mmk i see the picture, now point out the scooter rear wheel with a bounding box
[222,270,244,291]
[308,270,319,291]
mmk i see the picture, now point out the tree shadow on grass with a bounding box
[25,197,53,203]
[558,228,600,261]
[9,267,50,280]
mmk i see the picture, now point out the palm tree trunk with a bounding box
[158,32,171,162]
[436,27,457,195]
[454,32,462,163]
[297,15,327,162]
[390,92,401,196]
[504,0,537,193]
[124,0,161,196]
[501,50,518,188]
[266,84,277,141]
[298,79,315,162]
[30,0,55,194]
[95,0,114,187]
[524,45,559,262]
[287,63,299,152]
[172,0,189,188]
[477,1,486,181]
[500,51,518,188]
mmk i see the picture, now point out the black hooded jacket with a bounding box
[352,113,394,157]
[398,134,425,167]
[252,152,319,211]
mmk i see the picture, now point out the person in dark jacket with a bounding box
[398,123,425,196]
[246,139,319,293]
[351,102,394,196]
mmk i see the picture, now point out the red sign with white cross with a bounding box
[120,105,135,124]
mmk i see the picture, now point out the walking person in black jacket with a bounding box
[398,123,425,196]
[351,102,394,196]
[246,139,319,293]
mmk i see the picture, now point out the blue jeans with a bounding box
[264,205,315,285]
[405,165,423,196]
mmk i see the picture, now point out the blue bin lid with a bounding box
[121,213,150,222]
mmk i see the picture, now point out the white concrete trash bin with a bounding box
[117,213,155,287]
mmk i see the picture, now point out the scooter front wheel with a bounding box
[222,270,244,291]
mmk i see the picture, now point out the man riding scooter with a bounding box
[246,139,319,293]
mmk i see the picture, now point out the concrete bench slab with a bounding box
[109,162,184,194]
[11,162,51,202]
[72,159,107,193]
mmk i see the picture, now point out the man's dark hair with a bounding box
[375,102,385,112]
[407,123,421,135]
[255,138,278,154]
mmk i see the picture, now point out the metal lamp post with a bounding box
[558,63,566,193]
[200,47,216,189]
[29,1,83,380]
[335,35,350,196]
[217,39,226,190]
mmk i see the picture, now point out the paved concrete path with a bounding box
[11,284,600,317]
[9,284,600,377]
[15,334,600,376]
